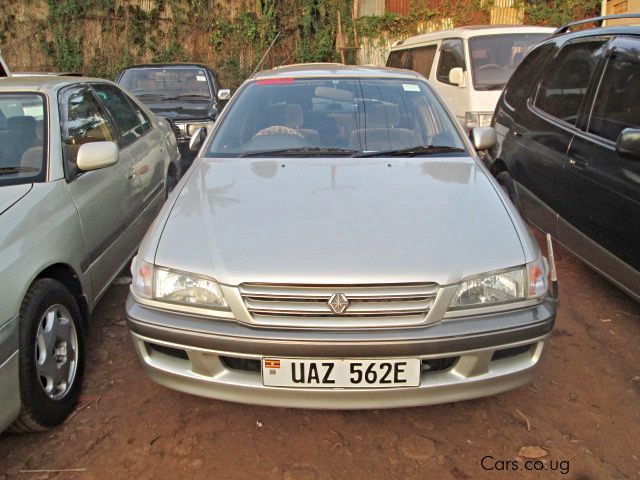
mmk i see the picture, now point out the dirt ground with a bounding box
[1,241,639,480]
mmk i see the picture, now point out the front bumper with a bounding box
[0,315,21,432]
[126,297,555,409]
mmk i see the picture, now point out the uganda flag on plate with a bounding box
[264,359,280,369]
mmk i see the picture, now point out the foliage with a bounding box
[4,0,601,86]
[520,0,601,27]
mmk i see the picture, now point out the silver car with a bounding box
[0,76,179,432]
[127,64,556,409]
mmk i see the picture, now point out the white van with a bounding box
[386,25,554,130]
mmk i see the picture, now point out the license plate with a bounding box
[262,357,420,388]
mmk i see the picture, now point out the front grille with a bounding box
[239,283,438,326]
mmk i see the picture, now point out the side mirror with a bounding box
[217,88,231,101]
[189,127,206,152]
[448,67,464,86]
[77,141,119,171]
[471,126,497,151]
[616,128,640,160]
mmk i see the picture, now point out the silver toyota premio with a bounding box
[127,64,557,409]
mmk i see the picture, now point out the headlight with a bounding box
[450,257,548,310]
[464,111,493,130]
[131,258,228,310]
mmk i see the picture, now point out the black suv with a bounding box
[487,14,640,301]
[116,63,228,170]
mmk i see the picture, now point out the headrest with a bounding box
[284,104,304,128]
[8,116,36,132]
[365,103,400,128]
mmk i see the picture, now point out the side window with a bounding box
[504,43,555,108]
[587,55,640,142]
[436,38,465,84]
[60,86,116,175]
[91,83,151,147]
[534,41,606,125]
[386,50,410,69]
[409,45,437,78]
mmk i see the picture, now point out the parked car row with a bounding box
[393,15,640,302]
[0,13,637,434]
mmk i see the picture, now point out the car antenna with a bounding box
[252,31,281,76]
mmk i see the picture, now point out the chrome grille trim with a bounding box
[238,283,439,327]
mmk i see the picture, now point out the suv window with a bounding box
[587,55,640,142]
[534,41,606,125]
[407,45,437,78]
[504,43,555,108]
[436,38,465,84]
[60,86,116,176]
[92,83,151,146]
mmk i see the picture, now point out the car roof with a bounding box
[0,75,117,93]
[251,63,422,81]
[392,25,555,48]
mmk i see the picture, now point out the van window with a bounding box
[587,56,640,142]
[407,45,437,78]
[504,43,555,108]
[469,33,550,91]
[534,41,606,125]
[386,50,410,69]
[436,39,465,84]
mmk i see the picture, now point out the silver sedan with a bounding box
[127,64,556,409]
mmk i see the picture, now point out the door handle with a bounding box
[568,156,588,170]
[127,172,137,181]
[512,129,522,137]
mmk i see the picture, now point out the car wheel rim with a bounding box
[34,304,79,400]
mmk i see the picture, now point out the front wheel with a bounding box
[165,167,178,199]
[10,279,85,432]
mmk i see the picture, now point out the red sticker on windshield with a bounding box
[256,77,295,85]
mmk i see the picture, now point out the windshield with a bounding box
[118,67,213,100]
[469,33,550,91]
[206,77,466,157]
[0,93,46,186]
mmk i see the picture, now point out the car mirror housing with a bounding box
[189,127,206,152]
[448,67,464,86]
[217,88,232,101]
[76,141,119,171]
[471,126,497,151]
[616,128,640,160]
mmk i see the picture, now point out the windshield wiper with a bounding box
[356,145,465,158]
[240,147,358,158]
[0,166,39,176]
[135,93,166,99]
[165,94,211,100]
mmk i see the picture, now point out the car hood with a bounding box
[0,183,32,216]
[142,100,214,121]
[154,157,525,286]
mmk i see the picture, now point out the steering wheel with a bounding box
[252,125,305,140]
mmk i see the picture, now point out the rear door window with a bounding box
[587,54,640,142]
[534,40,607,125]
[436,38,465,84]
[407,45,437,78]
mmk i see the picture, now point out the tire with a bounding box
[9,279,85,432]
[496,171,520,211]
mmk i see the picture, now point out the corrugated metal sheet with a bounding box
[386,0,410,15]
[490,6,524,25]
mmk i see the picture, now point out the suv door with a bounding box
[515,39,608,231]
[90,83,166,221]
[434,38,467,123]
[61,85,143,296]
[563,36,640,280]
